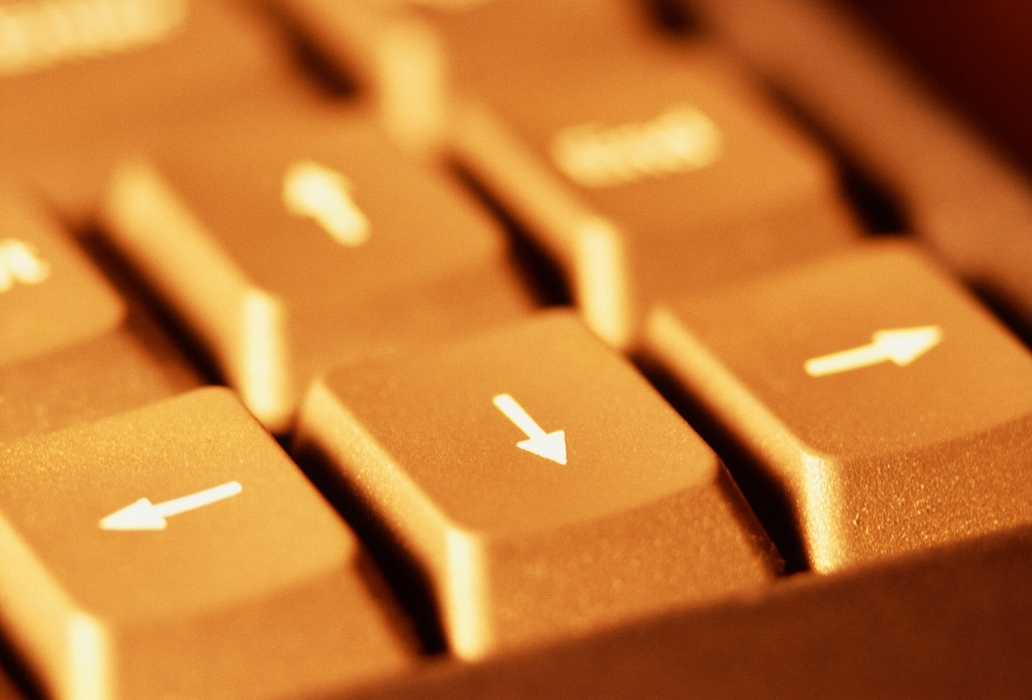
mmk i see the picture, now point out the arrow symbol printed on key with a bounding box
[804,326,943,377]
[100,481,243,531]
[492,394,567,464]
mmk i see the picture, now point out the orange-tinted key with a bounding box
[0,0,306,219]
[0,0,297,142]
[284,0,859,347]
[643,241,1032,571]
[0,387,416,700]
[101,106,535,432]
[295,311,781,658]
[0,193,123,365]
[0,192,198,438]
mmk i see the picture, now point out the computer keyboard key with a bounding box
[643,241,1032,572]
[0,0,325,222]
[294,311,782,659]
[0,0,299,148]
[100,107,535,432]
[0,193,124,367]
[0,387,417,700]
[0,193,202,439]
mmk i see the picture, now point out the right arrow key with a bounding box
[644,241,1032,573]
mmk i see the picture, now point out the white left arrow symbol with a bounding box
[100,481,243,531]
[492,393,567,464]
[804,326,943,377]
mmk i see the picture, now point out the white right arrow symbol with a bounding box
[804,325,943,377]
[100,481,243,531]
[492,393,567,464]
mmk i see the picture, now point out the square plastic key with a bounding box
[643,241,1032,572]
[0,194,122,366]
[0,1,299,140]
[101,105,535,432]
[295,311,781,658]
[0,192,197,439]
[0,387,416,700]
[0,0,311,218]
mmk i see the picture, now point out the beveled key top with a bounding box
[100,106,535,432]
[0,0,309,219]
[0,193,123,366]
[0,387,416,700]
[0,191,199,439]
[643,241,1032,572]
[281,0,860,348]
[0,1,297,137]
[295,311,781,658]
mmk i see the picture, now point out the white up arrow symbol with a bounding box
[492,394,567,464]
[804,325,943,377]
[100,481,243,531]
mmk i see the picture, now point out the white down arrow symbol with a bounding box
[492,394,567,464]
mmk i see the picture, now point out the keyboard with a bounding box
[2,0,1032,698]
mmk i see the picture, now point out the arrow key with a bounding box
[643,241,1032,572]
[295,311,781,658]
[0,387,416,700]
[100,106,535,433]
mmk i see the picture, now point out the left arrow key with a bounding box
[0,388,417,700]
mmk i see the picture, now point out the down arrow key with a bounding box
[295,312,781,659]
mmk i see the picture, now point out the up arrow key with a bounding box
[804,326,943,377]
[492,394,567,464]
